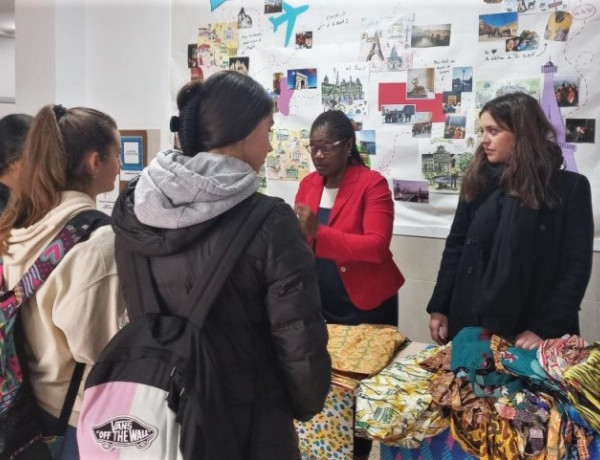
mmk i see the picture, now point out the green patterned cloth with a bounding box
[355,345,449,448]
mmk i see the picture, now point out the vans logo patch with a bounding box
[91,416,157,450]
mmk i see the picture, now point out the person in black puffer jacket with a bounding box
[111,71,331,460]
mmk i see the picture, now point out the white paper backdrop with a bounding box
[171,0,600,248]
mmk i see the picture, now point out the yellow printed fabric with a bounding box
[294,385,354,460]
[355,345,448,447]
[449,408,532,460]
[563,342,600,433]
[545,406,566,460]
[326,324,407,376]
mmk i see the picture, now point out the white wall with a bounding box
[14,0,600,345]
[0,36,15,102]
[15,0,171,148]
[0,35,16,117]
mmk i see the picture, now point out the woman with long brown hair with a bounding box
[0,105,125,459]
[427,92,593,349]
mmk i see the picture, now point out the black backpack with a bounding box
[77,194,278,459]
[0,210,110,460]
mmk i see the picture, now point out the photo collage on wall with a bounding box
[176,0,599,237]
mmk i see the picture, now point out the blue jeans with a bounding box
[39,409,80,460]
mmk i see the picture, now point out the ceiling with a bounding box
[0,0,15,39]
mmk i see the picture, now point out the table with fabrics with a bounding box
[355,328,600,460]
[294,323,408,460]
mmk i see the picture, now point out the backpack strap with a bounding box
[184,193,278,329]
[13,317,85,436]
[9,210,110,434]
[55,361,85,433]
[131,193,278,329]
[3,210,110,321]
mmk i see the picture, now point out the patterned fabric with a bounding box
[449,407,524,460]
[326,324,407,376]
[380,428,475,460]
[589,434,600,459]
[295,384,354,460]
[420,346,488,429]
[564,342,600,434]
[545,405,566,460]
[355,345,448,448]
[331,371,362,391]
[491,335,563,395]
[537,335,590,385]
[494,390,553,456]
[450,327,522,398]
[419,339,522,458]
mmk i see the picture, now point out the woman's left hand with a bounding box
[515,330,543,349]
[294,203,319,237]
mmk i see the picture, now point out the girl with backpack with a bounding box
[101,71,331,459]
[0,105,126,459]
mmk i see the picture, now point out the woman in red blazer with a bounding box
[294,110,404,324]
[294,110,404,459]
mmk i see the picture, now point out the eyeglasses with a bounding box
[306,139,347,156]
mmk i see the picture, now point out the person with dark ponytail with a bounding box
[427,92,593,348]
[294,110,404,459]
[0,113,33,213]
[0,105,126,458]
[110,71,331,459]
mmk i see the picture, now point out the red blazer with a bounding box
[295,164,404,310]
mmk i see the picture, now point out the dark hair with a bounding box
[309,110,365,166]
[0,104,117,251]
[461,92,563,209]
[0,113,33,175]
[175,71,273,156]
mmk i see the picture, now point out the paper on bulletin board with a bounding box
[96,175,120,216]
[95,130,149,213]
[120,135,145,182]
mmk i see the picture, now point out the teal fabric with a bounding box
[498,345,564,395]
[450,327,523,397]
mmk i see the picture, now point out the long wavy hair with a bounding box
[461,92,564,209]
[0,105,117,253]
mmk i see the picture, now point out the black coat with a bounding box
[112,183,331,460]
[427,170,594,340]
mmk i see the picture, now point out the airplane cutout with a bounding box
[209,0,227,11]
[269,2,309,47]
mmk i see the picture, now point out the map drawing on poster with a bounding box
[171,0,600,248]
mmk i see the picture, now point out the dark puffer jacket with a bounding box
[112,182,331,460]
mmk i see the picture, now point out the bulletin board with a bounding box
[96,129,148,214]
[119,129,148,191]
[170,0,600,248]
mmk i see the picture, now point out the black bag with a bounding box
[0,210,110,460]
[77,194,278,460]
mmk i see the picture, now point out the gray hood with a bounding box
[134,149,258,229]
